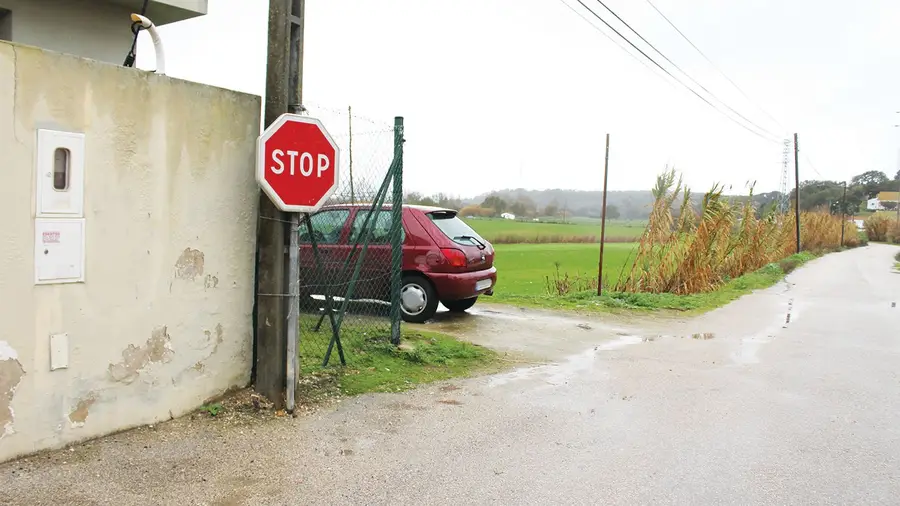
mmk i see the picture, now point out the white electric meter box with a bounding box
[34,218,86,284]
[35,129,85,217]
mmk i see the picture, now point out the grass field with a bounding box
[489,247,817,313]
[491,243,637,297]
[466,218,645,244]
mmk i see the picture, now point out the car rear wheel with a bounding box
[400,274,438,323]
[442,297,477,313]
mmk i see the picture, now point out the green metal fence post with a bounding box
[312,164,394,333]
[389,117,405,345]
[302,214,345,365]
[322,172,393,366]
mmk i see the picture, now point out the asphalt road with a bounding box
[2,244,899,505]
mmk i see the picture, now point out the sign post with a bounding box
[256,113,340,412]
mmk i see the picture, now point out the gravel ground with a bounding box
[1,244,898,505]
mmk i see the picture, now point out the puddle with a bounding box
[730,299,799,364]
[732,335,774,364]
[488,334,644,388]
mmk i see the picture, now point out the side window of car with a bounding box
[299,210,350,244]
[349,210,405,244]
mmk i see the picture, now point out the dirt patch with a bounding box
[437,399,463,406]
[439,385,462,392]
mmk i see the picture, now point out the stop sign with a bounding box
[256,114,341,213]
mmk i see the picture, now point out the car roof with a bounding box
[319,203,457,214]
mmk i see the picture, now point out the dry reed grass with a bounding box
[865,214,900,243]
[615,168,857,295]
[889,220,900,243]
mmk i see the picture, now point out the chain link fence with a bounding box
[294,104,403,371]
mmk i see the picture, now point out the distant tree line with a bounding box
[403,168,899,221]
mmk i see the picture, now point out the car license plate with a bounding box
[475,279,492,291]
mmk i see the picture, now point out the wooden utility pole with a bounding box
[254,0,304,410]
[597,133,610,296]
[840,180,847,247]
[793,133,801,254]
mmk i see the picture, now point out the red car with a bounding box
[297,204,497,323]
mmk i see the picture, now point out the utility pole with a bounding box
[793,133,801,254]
[597,134,610,296]
[254,0,304,411]
[840,180,847,247]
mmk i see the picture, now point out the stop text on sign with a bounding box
[256,114,341,213]
[270,150,330,177]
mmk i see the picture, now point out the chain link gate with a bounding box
[293,107,404,372]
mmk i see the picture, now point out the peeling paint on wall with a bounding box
[173,323,225,386]
[174,248,204,280]
[204,274,219,289]
[203,323,224,354]
[0,341,26,439]
[108,326,174,384]
[68,394,97,426]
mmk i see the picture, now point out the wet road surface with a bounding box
[2,244,899,505]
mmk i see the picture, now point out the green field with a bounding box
[465,218,645,243]
[491,243,637,297]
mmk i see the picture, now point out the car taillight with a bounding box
[440,248,467,268]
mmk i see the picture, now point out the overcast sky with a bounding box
[139,0,900,197]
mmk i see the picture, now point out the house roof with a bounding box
[876,191,899,202]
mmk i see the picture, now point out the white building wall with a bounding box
[0,41,260,463]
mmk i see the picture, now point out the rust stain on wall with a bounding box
[174,248,205,280]
[108,326,175,384]
[68,395,97,425]
[1,342,26,438]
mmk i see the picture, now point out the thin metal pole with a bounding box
[285,0,304,414]
[348,105,355,204]
[597,133,610,296]
[285,213,299,413]
[793,133,801,254]
[840,181,847,247]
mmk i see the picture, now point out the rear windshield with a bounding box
[427,211,487,247]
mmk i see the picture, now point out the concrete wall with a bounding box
[0,41,261,462]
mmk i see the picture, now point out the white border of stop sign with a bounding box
[256,113,341,213]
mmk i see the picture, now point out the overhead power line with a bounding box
[555,0,667,83]
[587,0,781,142]
[643,0,787,133]
[558,0,780,144]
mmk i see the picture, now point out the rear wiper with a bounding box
[454,235,486,250]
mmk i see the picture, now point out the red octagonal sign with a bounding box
[256,114,341,213]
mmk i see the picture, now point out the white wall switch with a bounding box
[50,333,69,370]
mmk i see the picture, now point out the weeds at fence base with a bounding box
[299,328,499,398]
[501,252,817,315]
